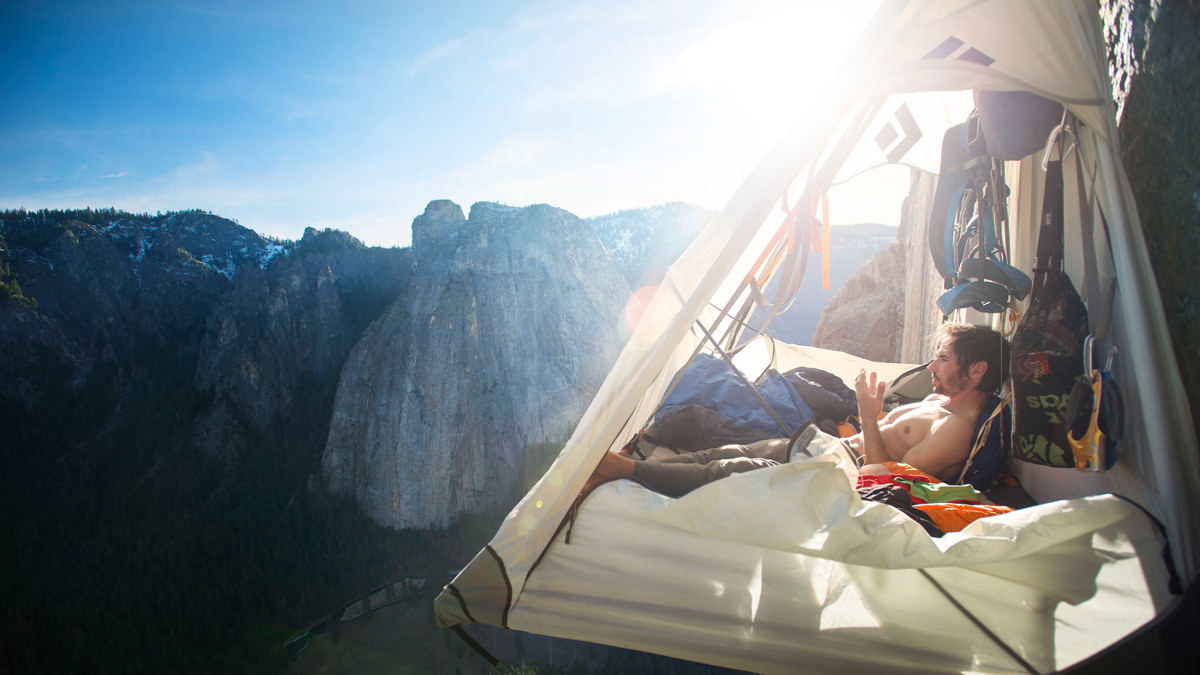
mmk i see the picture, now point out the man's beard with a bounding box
[932,367,971,396]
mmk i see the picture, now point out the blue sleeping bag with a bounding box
[656,354,814,439]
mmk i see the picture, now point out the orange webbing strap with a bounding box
[740,193,807,330]
[807,193,831,290]
[755,230,792,295]
[746,204,798,288]
[818,192,831,290]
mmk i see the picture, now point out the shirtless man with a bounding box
[587,323,1009,496]
[853,322,1008,481]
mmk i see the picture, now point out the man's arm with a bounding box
[898,414,976,482]
[854,370,891,465]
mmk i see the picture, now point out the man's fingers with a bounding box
[857,370,885,400]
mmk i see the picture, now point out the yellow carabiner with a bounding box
[1068,370,1105,471]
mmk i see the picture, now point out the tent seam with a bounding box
[444,584,478,625]
[484,545,514,628]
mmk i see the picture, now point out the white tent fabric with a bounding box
[511,431,1174,674]
[435,1,1200,671]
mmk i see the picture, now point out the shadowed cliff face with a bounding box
[321,201,631,529]
[1104,0,1200,436]
[192,226,411,464]
[0,208,413,475]
[0,210,290,458]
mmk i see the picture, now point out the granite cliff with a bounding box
[813,172,941,362]
[1102,0,1200,435]
[322,201,630,528]
[192,226,411,465]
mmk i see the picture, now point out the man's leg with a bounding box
[631,438,790,498]
[654,438,790,464]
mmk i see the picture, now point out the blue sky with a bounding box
[1,1,891,247]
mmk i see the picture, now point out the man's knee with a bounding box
[706,457,778,481]
[745,438,790,463]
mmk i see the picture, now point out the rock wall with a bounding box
[0,210,300,456]
[321,201,630,529]
[193,227,410,461]
[813,170,940,362]
[1104,0,1200,435]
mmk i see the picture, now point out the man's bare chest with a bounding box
[881,406,952,450]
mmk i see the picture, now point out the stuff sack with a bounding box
[782,366,857,434]
[975,90,1064,161]
[1011,159,1089,467]
[1012,272,1088,465]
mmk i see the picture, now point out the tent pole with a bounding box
[917,569,1039,674]
[450,625,509,673]
[695,319,794,437]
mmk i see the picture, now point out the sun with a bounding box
[662,2,881,138]
[635,1,884,217]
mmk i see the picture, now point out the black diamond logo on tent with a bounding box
[876,103,922,163]
[923,36,994,66]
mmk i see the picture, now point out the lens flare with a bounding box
[624,285,658,332]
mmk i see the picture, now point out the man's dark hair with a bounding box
[936,323,1011,393]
